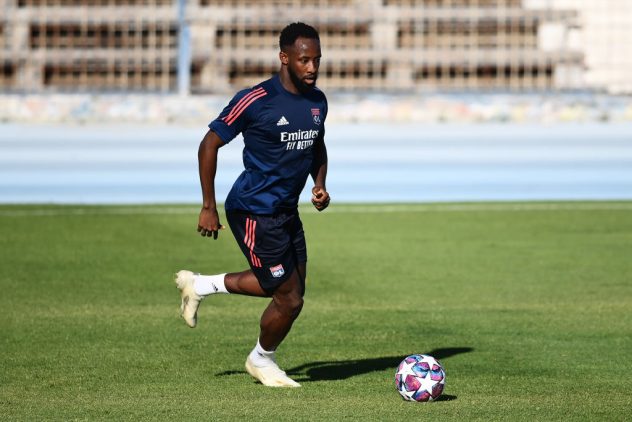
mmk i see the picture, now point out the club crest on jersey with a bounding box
[311,108,321,125]
[270,264,285,278]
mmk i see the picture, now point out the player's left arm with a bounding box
[310,135,330,211]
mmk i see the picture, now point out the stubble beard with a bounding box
[288,66,317,94]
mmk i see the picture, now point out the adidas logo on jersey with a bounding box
[276,116,289,126]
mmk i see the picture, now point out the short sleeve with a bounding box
[208,86,267,143]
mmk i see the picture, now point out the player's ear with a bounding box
[279,50,289,65]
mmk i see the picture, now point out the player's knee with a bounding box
[276,294,303,319]
[290,297,304,319]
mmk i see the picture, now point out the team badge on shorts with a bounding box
[270,264,285,278]
[311,108,321,125]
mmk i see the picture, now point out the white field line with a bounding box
[1,202,632,217]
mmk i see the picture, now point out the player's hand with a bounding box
[197,207,225,239]
[311,186,330,212]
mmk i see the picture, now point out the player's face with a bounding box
[283,37,321,93]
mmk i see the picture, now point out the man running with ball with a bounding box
[174,22,329,388]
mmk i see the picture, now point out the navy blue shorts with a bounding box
[226,210,307,293]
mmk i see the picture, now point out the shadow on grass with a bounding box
[286,347,473,382]
[216,346,473,385]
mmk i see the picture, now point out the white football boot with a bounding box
[174,270,202,328]
[245,356,301,388]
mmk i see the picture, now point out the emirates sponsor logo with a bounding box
[280,129,319,151]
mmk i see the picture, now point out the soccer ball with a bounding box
[395,354,446,402]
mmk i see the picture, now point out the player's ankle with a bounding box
[249,339,276,367]
[193,273,228,296]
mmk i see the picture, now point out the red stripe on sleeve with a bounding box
[224,90,267,126]
[223,87,264,122]
[222,87,266,125]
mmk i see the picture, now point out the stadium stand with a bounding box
[0,0,629,94]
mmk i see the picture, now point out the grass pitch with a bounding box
[1,202,631,420]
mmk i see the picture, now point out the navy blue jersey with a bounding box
[209,74,328,214]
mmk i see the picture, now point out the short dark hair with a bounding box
[279,22,320,50]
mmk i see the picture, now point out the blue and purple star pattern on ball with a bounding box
[395,354,446,402]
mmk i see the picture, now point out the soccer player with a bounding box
[174,22,329,388]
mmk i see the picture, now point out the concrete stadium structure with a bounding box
[0,0,628,94]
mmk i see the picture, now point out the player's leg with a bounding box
[245,213,307,387]
[255,214,307,350]
[245,263,305,387]
[181,261,306,386]
[224,270,268,296]
[258,263,306,351]
[174,268,269,328]
[174,211,270,327]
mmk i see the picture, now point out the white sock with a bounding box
[248,339,276,367]
[193,273,228,296]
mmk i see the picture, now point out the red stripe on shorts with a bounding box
[245,218,262,267]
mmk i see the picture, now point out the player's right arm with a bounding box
[197,129,225,239]
[199,86,261,238]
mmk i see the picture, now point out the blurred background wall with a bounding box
[1,0,630,95]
